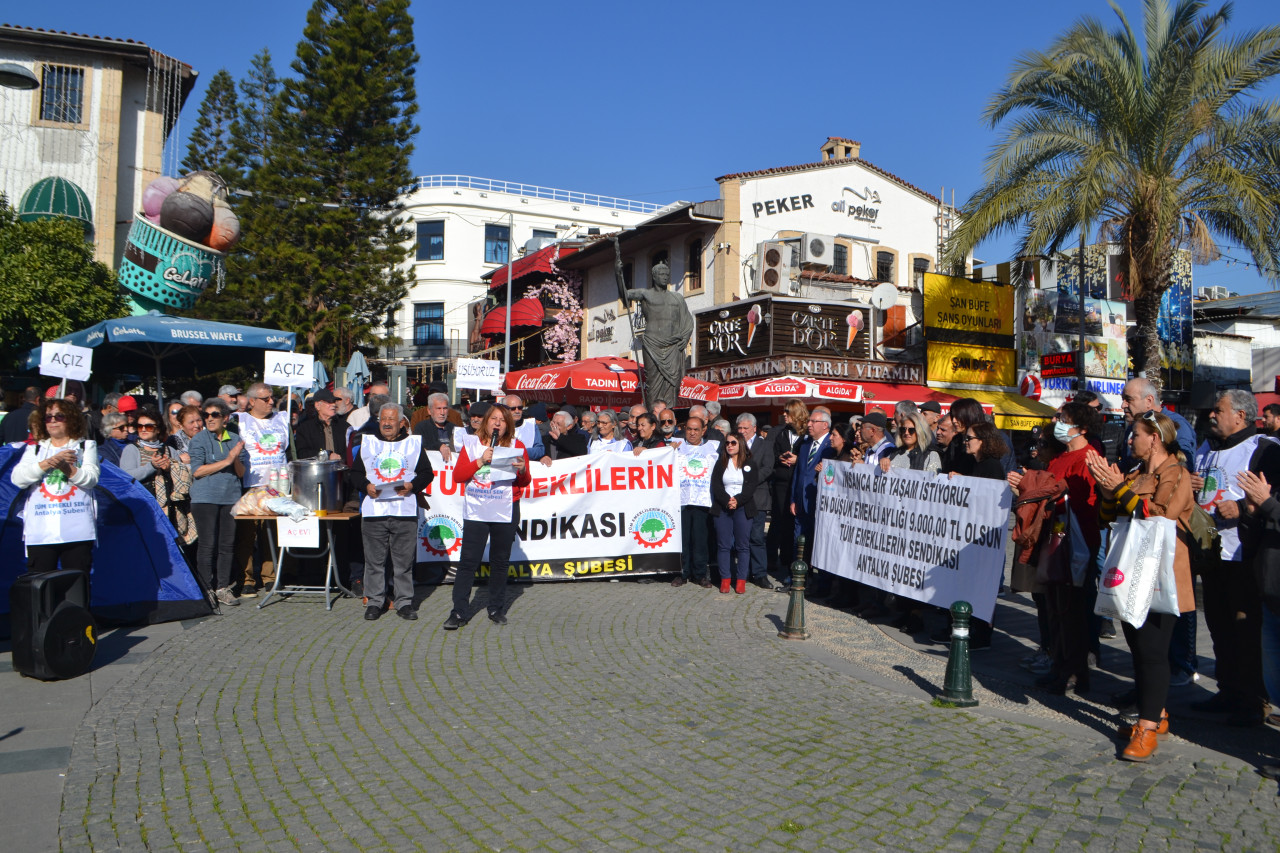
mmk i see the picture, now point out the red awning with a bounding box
[486,244,580,289]
[858,384,992,417]
[717,376,862,403]
[479,298,545,335]
[504,356,719,406]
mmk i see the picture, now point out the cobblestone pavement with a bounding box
[59,582,1280,852]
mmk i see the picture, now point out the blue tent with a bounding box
[0,445,213,628]
[23,311,296,400]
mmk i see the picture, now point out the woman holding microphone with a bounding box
[446,404,532,628]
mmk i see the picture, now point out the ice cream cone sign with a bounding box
[845,310,864,349]
[746,305,761,348]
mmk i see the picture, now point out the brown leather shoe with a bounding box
[1119,711,1169,740]
[697,578,713,588]
[670,577,686,588]
[1121,727,1159,762]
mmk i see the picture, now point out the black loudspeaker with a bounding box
[10,570,97,680]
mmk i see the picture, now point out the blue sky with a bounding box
[9,0,1280,293]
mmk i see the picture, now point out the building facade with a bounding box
[571,138,962,373]
[0,24,195,266]
[391,176,657,363]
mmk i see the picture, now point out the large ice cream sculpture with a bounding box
[116,171,242,315]
[845,310,864,349]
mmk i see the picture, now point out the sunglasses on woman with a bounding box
[203,411,224,419]
[44,413,67,423]
[169,409,182,417]
[137,423,158,432]
[901,427,917,435]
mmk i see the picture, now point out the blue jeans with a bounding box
[1262,606,1280,707]
[714,507,752,583]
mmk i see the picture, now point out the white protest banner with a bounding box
[276,516,320,548]
[39,342,93,382]
[264,351,315,388]
[417,448,682,581]
[456,358,503,391]
[676,440,719,508]
[813,462,1012,622]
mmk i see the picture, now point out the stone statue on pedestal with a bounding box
[612,236,694,408]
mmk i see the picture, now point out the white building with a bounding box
[390,176,658,363]
[0,24,195,267]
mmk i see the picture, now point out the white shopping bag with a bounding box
[1094,516,1177,628]
[1147,518,1181,617]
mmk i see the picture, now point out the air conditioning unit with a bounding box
[800,233,836,265]
[755,241,790,293]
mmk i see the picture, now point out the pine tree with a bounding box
[246,0,419,362]
[228,48,282,180]
[180,69,239,182]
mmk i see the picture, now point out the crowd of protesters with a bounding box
[6,377,1280,767]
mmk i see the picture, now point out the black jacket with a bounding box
[710,456,761,517]
[546,428,587,459]
[413,417,455,453]
[745,434,774,508]
[770,426,804,491]
[0,403,36,444]
[294,413,350,461]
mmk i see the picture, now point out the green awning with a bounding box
[18,176,94,236]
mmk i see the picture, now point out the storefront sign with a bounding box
[694,297,869,367]
[1040,351,1079,378]
[922,272,1015,349]
[927,341,1017,387]
[750,193,816,219]
[688,356,923,386]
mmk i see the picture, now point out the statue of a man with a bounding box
[611,236,694,409]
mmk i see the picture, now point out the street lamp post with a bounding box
[503,212,515,377]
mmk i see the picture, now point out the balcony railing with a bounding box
[407,175,662,215]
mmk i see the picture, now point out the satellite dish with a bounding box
[869,282,897,311]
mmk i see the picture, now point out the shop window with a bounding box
[833,244,849,276]
[532,229,556,242]
[876,251,895,283]
[414,302,444,346]
[484,223,510,264]
[40,65,85,124]
[416,220,444,261]
[685,238,703,291]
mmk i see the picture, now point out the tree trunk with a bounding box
[1132,287,1164,396]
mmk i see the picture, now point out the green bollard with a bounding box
[940,600,978,707]
[778,535,809,640]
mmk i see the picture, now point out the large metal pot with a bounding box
[289,456,346,512]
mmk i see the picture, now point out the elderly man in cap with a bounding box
[919,400,942,429]
[351,403,434,620]
[218,385,244,412]
[295,389,350,462]
[860,411,896,464]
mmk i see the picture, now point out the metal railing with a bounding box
[407,175,662,215]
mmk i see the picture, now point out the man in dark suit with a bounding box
[736,413,775,589]
[789,406,836,569]
[412,391,459,462]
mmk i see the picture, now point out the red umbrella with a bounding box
[504,356,718,407]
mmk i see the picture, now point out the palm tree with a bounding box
[944,0,1280,390]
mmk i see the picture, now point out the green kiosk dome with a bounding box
[18,176,94,238]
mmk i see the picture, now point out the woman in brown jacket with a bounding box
[1086,411,1194,762]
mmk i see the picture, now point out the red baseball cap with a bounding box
[116,395,138,413]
